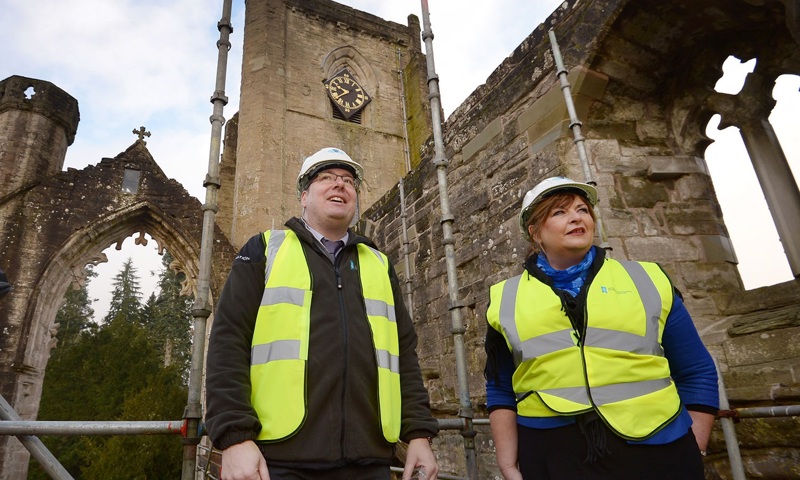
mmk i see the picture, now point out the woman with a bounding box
[484,176,719,480]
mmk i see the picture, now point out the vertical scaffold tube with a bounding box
[182,1,233,478]
[399,178,414,311]
[397,48,413,174]
[547,29,610,253]
[397,49,414,310]
[419,2,478,478]
[714,359,747,480]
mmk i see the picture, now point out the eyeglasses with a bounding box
[313,171,360,189]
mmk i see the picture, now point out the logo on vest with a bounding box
[601,286,633,295]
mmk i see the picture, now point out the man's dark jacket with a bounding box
[205,217,438,468]
[0,269,12,298]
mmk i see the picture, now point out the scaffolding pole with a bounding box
[0,420,184,436]
[182,0,233,478]
[396,48,414,311]
[0,394,73,480]
[397,48,413,174]
[399,178,414,311]
[734,405,800,418]
[547,29,610,252]
[419,2,478,478]
[715,359,747,480]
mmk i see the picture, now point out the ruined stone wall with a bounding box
[217,112,239,239]
[0,76,79,200]
[0,78,80,449]
[363,0,800,478]
[399,14,431,171]
[230,0,430,247]
[0,115,236,477]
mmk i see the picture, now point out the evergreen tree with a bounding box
[30,318,148,476]
[103,257,143,324]
[54,265,97,348]
[144,251,194,375]
[28,265,98,478]
[30,257,191,478]
[80,365,186,480]
[141,292,158,331]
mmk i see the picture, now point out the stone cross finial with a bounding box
[132,126,151,144]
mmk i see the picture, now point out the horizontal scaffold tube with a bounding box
[0,420,184,436]
[733,405,800,418]
[437,405,800,430]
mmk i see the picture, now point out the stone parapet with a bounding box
[0,75,79,145]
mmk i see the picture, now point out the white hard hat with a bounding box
[297,147,364,198]
[518,176,598,237]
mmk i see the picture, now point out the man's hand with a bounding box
[402,437,439,479]
[220,440,269,480]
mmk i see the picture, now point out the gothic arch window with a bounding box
[704,55,800,289]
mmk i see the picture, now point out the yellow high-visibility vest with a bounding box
[250,230,401,442]
[487,259,682,440]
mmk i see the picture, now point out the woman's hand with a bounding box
[689,410,716,453]
[490,409,521,480]
[500,465,524,480]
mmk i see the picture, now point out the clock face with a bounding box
[324,69,370,119]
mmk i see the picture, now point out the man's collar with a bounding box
[301,217,349,244]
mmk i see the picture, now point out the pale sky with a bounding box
[1,0,797,319]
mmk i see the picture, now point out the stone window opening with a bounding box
[704,55,800,289]
[122,168,141,194]
[320,47,376,127]
[23,85,35,100]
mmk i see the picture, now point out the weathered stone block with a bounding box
[718,280,800,316]
[646,155,708,180]
[462,117,503,161]
[618,175,670,208]
[674,172,717,202]
[704,447,800,480]
[699,235,738,263]
[679,261,742,292]
[662,201,725,236]
[518,66,607,149]
[624,236,699,262]
[728,305,800,337]
[724,326,800,367]
[635,119,668,143]
[723,358,799,397]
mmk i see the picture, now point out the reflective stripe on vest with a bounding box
[250,230,401,442]
[358,243,401,443]
[486,259,682,440]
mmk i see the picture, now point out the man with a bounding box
[205,148,439,480]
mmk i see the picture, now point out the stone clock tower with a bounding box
[219,0,432,247]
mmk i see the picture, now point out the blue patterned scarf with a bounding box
[536,247,596,297]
